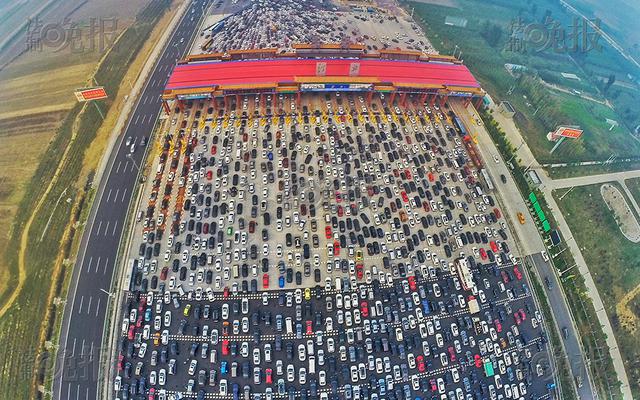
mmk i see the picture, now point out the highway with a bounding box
[526,253,593,399]
[451,102,596,398]
[52,2,208,399]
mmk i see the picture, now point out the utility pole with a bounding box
[507,139,525,163]
[558,186,575,201]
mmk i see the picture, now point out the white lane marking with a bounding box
[94,221,102,236]
[123,160,130,172]
[115,160,122,173]
[113,188,120,202]
[89,341,94,362]
[70,337,76,357]
[121,188,128,202]
[77,296,84,314]
[86,296,92,315]
[103,258,109,275]
[141,115,147,125]
[112,220,119,236]
[95,298,101,317]
[85,257,93,273]
[66,383,71,400]
[134,114,140,125]
[103,221,110,236]
[80,339,85,358]
[105,189,112,202]
[130,162,136,172]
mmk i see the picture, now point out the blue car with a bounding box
[279,276,285,288]
[221,361,228,375]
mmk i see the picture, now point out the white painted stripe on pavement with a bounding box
[77,296,84,314]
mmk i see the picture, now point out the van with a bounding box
[335,277,342,292]
[233,265,239,279]
[285,317,293,334]
[308,356,316,374]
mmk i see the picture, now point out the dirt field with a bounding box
[601,183,640,242]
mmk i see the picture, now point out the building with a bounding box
[160,44,485,113]
[498,101,516,118]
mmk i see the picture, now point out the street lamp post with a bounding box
[126,153,141,172]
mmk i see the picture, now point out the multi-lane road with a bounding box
[53,2,208,399]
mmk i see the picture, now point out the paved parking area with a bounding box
[115,92,554,400]
[192,0,435,55]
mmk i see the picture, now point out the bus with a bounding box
[455,258,475,292]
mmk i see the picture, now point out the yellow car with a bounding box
[183,304,191,317]
[355,250,363,263]
[304,288,311,301]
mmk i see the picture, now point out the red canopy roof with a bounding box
[165,58,480,90]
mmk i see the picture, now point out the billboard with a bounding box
[556,126,583,139]
[177,93,212,100]
[300,83,373,91]
[74,86,108,102]
[549,126,583,141]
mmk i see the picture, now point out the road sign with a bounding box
[74,86,108,102]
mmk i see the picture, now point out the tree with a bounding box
[480,21,503,48]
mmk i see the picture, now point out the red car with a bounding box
[306,320,313,334]
[514,312,522,325]
[360,301,369,317]
[148,388,155,400]
[223,287,230,298]
[401,191,409,202]
[501,270,509,284]
[206,170,213,180]
[337,206,343,217]
[513,266,522,280]
[333,241,340,256]
[479,248,487,260]
[265,368,273,384]
[494,319,502,333]
[117,354,125,371]
[416,355,426,372]
[405,169,412,179]
[325,226,332,239]
[263,273,270,288]
[160,266,168,280]
[490,241,498,253]
[447,346,456,362]
[335,192,342,203]
[428,172,435,182]
[474,354,482,368]
[249,221,256,233]
[519,309,527,321]
[407,276,417,291]
[430,379,437,392]
[493,208,501,219]
[211,145,217,155]
[222,340,230,355]
[356,263,363,279]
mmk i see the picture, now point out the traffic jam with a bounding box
[116,92,553,400]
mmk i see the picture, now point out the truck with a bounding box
[468,296,480,314]
[483,359,494,377]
